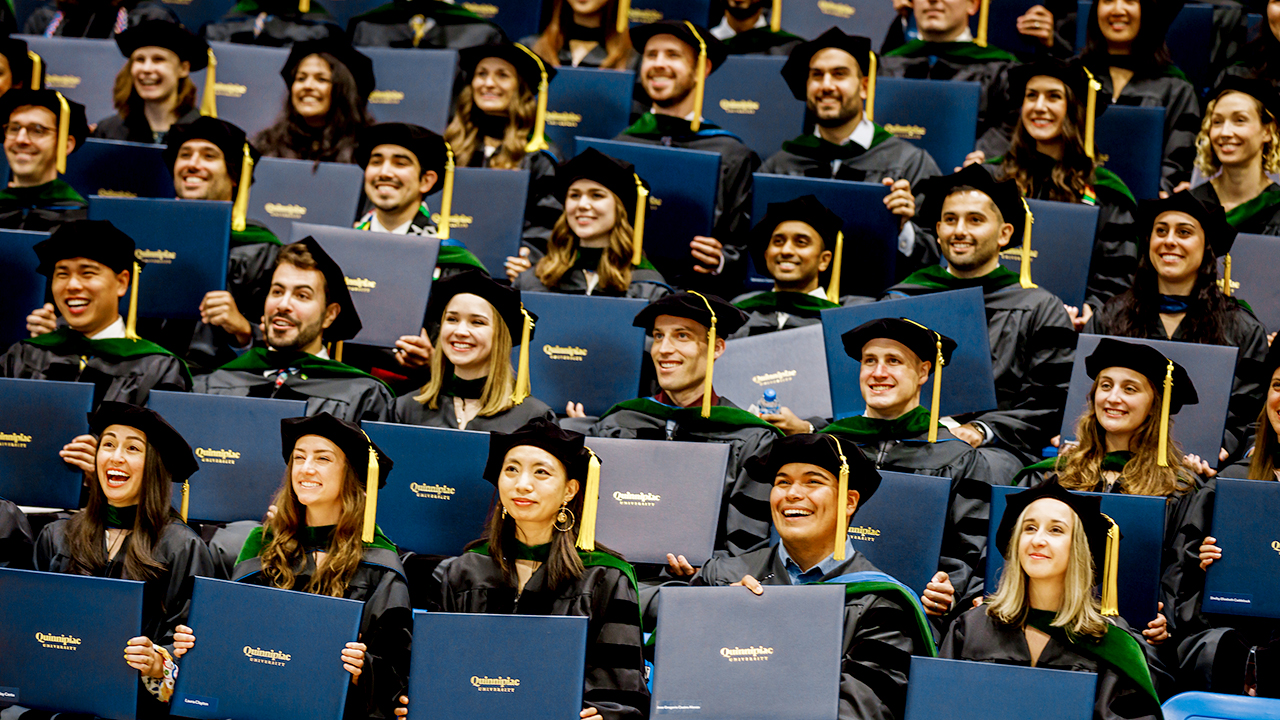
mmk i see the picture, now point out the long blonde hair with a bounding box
[536,190,635,292]
[1194,91,1280,177]
[444,81,538,169]
[412,298,516,416]
[985,503,1110,638]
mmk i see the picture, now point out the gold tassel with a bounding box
[865,52,877,123]
[334,341,344,363]
[826,230,844,303]
[902,318,944,443]
[125,261,141,340]
[631,173,647,265]
[686,21,708,133]
[201,49,218,117]
[1083,67,1101,160]
[299,0,309,13]
[55,91,70,174]
[231,143,252,232]
[832,435,849,560]
[616,0,631,33]
[410,15,428,47]
[1099,513,1120,616]
[1221,254,1233,297]
[438,142,455,240]
[27,51,41,90]
[516,44,550,153]
[360,431,379,543]
[1019,198,1036,289]
[1157,360,1173,467]
[576,449,601,551]
[770,0,781,32]
[689,291,717,418]
[976,0,990,46]
[511,305,533,405]
[180,480,190,523]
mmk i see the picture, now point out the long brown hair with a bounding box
[257,454,368,597]
[475,454,586,590]
[110,56,197,120]
[444,80,538,169]
[254,52,373,164]
[1000,77,1096,202]
[64,440,174,581]
[1054,376,1195,498]
[536,190,635,292]
[1247,376,1280,480]
[531,0,633,70]
[412,297,516,415]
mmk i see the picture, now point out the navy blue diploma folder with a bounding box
[0,567,144,720]
[1202,478,1280,618]
[19,36,121,123]
[447,167,531,279]
[624,0,710,26]
[248,158,365,242]
[290,222,440,349]
[173,577,364,720]
[652,585,844,720]
[408,611,588,720]
[517,293,648,417]
[359,422,493,556]
[1222,233,1280,333]
[904,656,1096,720]
[716,323,833,419]
[0,229,48,349]
[201,42,290,137]
[704,56,805,160]
[997,199,1099,309]
[875,79,980,176]
[89,196,231,320]
[821,288,997,420]
[782,0,899,41]
[847,470,951,597]
[546,67,637,159]
[362,48,455,134]
[0,377,94,509]
[146,391,306,523]
[586,436,729,565]
[65,139,174,201]
[1063,335,1237,468]
[1095,106,1165,201]
[985,485,1166,624]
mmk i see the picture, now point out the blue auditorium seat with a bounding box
[1162,691,1280,720]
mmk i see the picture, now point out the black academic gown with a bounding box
[393,390,556,432]
[886,266,1077,459]
[430,546,650,720]
[203,0,343,45]
[194,347,395,422]
[0,499,33,569]
[941,606,1164,720]
[92,106,203,144]
[729,290,873,337]
[23,0,176,37]
[1,328,192,406]
[350,0,505,49]
[1190,181,1280,237]
[513,245,671,301]
[0,180,88,232]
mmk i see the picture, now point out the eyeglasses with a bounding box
[3,123,54,139]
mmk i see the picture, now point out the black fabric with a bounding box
[34,218,137,275]
[392,391,555,431]
[423,269,533,344]
[841,317,957,368]
[1,338,190,407]
[748,193,843,273]
[629,20,727,71]
[1136,193,1237,258]
[280,411,394,486]
[631,291,747,336]
[780,27,872,99]
[1084,337,1198,413]
[916,164,1027,239]
[115,19,209,69]
[288,236,363,342]
[89,401,199,480]
[281,36,376,100]
[556,147,647,212]
[163,116,261,185]
[744,432,881,499]
[355,122,446,179]
[482,416,591,483]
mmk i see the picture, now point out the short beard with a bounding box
[651,84,693,109]
[267,314,326,353]
[945,241,1001,272]
[809,99,860,129]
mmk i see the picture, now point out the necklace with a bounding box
[105,528,127,560]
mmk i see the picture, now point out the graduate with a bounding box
[524,0,635,69]
[940,481,1164,720]
[34,402,214,717]
[202,0,342,46]
[614,21,760,295]
[1218,6,1280,91]
[1086,193,1269,462]
[664,433,935,720]
[0,89,89,231]
[1,220,191,407]
[177,413,412,720]
[0,36,44,95]
[194,237,396,423]
[254,37,375,164]
[348,0,504,50]
[1189,77,1280,236]
[506,148,669,300]
[760,28,942,272]
[568,292,783,556]
[24,0,177,38]
[1222,340,1280,481]
[392,269,556,432]
[886,165,1076,460]
[92,20,207,143]
[421,417,649,720]
[709,0,802,56]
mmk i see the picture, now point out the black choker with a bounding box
[472,111,508,140]
[563,19,604,42]
[443,374,487,399]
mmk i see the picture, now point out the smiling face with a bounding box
[770,461,857,557]
[290,434,347,518]
[364,143,432,214]
[1268,367,1280,436]
[97,424,147,507]
[4,105,72,186]
[651,315,721,403]
[1098,0,1141,52]
[472,57,520,116]
[567,0,609,14]
[564,178,618,244]
[52,258,129,337]
[640,35,698,109]
[1209,92,1272,169]
[291,54,333,120]
[173,139,234,201]
[440,293,497,376]
[0,55,13,95]
[859,338,930,420]
[1148,210,1205,286]
[498,445,579,542]
[1017,497,1075,581]
[936,190,1013,275]
[129,46,189,104]
[264,262,339,355]
[915,0,980,41]
[764,220,831,292]
[1021,75,1068,147]
[807,47,865,129]
[1093,366,1155,447]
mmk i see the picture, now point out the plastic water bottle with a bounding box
[758,388,781,416]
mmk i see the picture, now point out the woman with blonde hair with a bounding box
[506,148,668,300]
[1190,77,1280,236]
[92,20,206,143]
[393,269,554,431]
[526,0,633,69]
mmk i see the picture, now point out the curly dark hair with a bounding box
[253,52,373,164]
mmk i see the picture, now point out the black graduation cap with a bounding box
[288,236,362,343]
[840,317,957,368]
[34,219,138,276]
[425,268,535,346]
[1264,339,1280,382]
[281,37,376,101]
[89,401,199,481]
[458,41,560,92]
[1084,337,1199,414]
[162,116,259,185]
[355,122,447,182]
[632,291,747,336]
[0,36,39,90]
[995,481,1114,585]
[1135,191,1237,258]
[556,147,648,214]
[0,89,90,157]
[1006,58,1105,114]
[748,194,843,277]
[279,412,393,487]
[780,27,872,101]
[114,19,209,70]
[630,20,729,73]
[915,164,1026,240]
[1206,75,1280,123]
[482,416,592,484]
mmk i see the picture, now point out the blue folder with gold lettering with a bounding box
[517,293,648,417]
[0,229,48,349]
[173,577,363,720]
[457,0,541,40]
[905,657,1096,720]
[821,288,997,420]
[704,56,805,161]
[0,377,94,509]
[716,323,833,419]
[203,42,290,137]
[997,199,1099,308]
[290,222,440,348]
[0,567,143,720]
[625,0,711,26]
[65,139,174,201]
[19,36,121,123]
[576,138,720,270]
[546,67,636,159]
[1223,233,1280,333]
[652,585,844,720]
[752,174,899,297]
[1063,335,1236,468]
[360,422,494,556]
[146,391,306,523]
[783,0,899,40]
[1202,477,1280,618]
[1096,106,1165,200]
[248,158,365,241]
[362,48,455,133]
[408,612,588,720]
[985,484,1165,624]
[847,470,950,597]
[587,436,729,565]
[448,167,531,279]
[875,78,979,176]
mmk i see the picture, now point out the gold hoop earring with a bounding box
[501,505,508,519]
[554,503,575,532]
